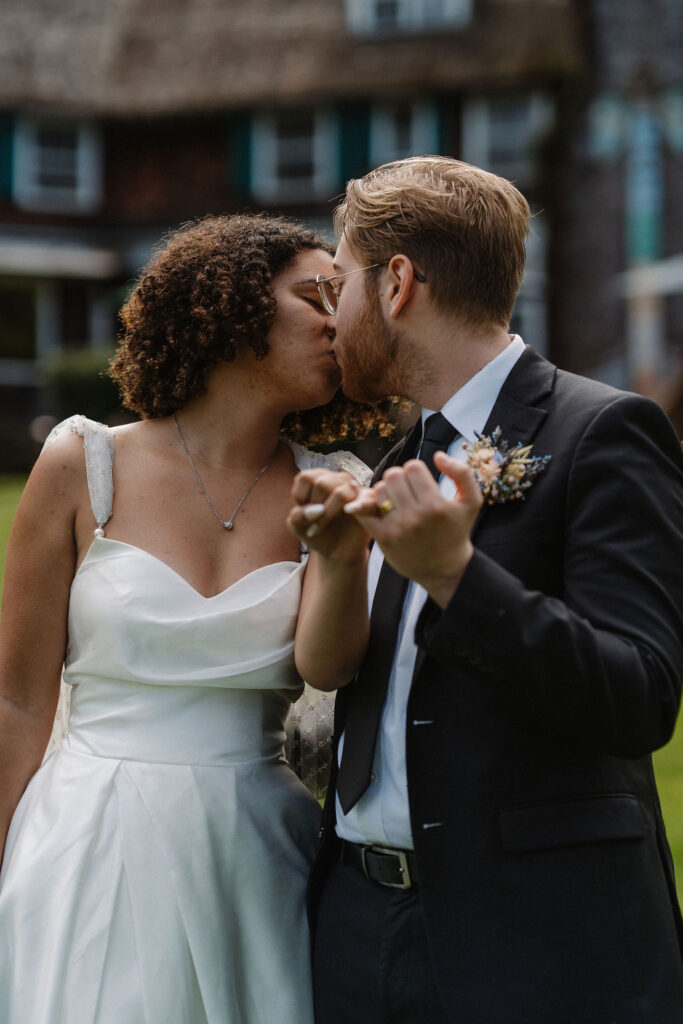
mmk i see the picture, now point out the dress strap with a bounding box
[43,415,115,533]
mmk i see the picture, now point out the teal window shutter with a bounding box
[0,115,14,197]
[227,113,252,195]
[338,104,370,184]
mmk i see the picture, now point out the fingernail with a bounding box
[343,500,363,514]
[302,503,325,522]
[306,523,320,538]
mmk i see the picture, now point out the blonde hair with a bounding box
[334,156,530,327]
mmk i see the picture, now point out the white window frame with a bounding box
[251,110,338,203]
[345,0,471,35]
[13,117,102,214]
[369,101,438,166]
[461,94,553,185]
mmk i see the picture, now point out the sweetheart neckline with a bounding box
[73,537,306,601]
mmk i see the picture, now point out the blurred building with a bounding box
[0,0,681,464]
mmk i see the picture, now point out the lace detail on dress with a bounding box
[284,442,371,800]
[42,416,114,761]
[43,680,71,760]
[286,440,373,487]
[43,415,115,530]
[284,685,335,803]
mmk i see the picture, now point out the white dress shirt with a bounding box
[335,335,526,849]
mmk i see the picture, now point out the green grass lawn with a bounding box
[0,473,681,909]
[0,475,26,581]
[654,719,683,911]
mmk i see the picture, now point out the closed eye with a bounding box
[304,297,327,313]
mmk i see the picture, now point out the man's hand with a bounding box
[288,469,370,565]
[345,451,483,608]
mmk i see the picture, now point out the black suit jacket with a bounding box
[310,347,683,1023]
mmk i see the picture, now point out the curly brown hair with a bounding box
[110,213,400,445]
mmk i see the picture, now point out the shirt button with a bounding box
[370,771,378,784]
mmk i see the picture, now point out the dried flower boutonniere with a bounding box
[463,427,551,505]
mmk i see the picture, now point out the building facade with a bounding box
[0,0,680,464]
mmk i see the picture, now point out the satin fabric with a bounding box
[0,538,320,1024]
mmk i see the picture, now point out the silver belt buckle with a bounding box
[361,844,412,890]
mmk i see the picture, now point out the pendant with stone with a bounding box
[223,521,233,530]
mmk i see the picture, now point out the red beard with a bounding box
[334,285,399,403]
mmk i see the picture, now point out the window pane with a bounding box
[275,113,316,183]
[375,0,400,26]
[34,128,79,190]
[277,160,315,180]
[393,105,414,152]
[0,280,36,360]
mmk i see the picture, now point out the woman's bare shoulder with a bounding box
[25,429,88,518]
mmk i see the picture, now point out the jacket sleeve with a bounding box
[414,394,683,758]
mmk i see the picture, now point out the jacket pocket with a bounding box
[499,794,647,853]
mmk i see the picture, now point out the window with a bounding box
[0,278,36,360]
[251,110,338,202]
[345,0,472,35]
[370,102,438,165]
[13,118,102,213]
[461,94,553,186]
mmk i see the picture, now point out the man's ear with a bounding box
[386,255,423,319]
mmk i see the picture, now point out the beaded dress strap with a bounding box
[43,415,115,535]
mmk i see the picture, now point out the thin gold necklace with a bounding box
[173,413,279,531]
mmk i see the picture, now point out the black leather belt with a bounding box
[340,839,419,890]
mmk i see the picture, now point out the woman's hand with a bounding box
[288,469,370,565]
[345,452,483,608]
[290,470,371,689]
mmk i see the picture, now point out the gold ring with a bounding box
[377,499,395,518]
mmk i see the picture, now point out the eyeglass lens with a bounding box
[317,278,338,314]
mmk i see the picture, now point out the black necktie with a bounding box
[337,413,458,814]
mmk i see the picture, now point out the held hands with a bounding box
[344,452,483,608]
[289,453,482,607]
[288,469,370,565]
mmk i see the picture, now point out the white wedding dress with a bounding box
[0,415,370,1024]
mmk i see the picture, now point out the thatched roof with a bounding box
[0,0,581,117]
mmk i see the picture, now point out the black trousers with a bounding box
[312,854,450,1024]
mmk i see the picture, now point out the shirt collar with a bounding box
[421,334,526,444]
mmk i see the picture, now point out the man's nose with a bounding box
[325,312,336,338]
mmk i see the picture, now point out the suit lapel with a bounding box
[410,347,557,681]
[471,346,556,538]
[481,345,555,438]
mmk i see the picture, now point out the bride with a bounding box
[0,214,380,1023]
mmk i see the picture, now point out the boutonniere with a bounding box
[463,427,551,505]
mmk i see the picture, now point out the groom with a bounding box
[306,157,683,1022]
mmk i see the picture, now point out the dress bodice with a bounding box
[63,539,307,764]
[66,540,305,692]
[43,416,371,767]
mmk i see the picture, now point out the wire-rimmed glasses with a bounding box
[315,264,386,315]
[315,263,426,315]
